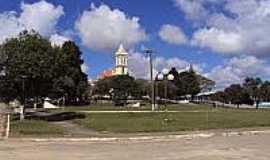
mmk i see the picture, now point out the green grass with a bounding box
[10,120,64,137]
[50,103,212,112]
[75,108,270,133]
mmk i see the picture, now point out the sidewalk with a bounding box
[8,128,270,142]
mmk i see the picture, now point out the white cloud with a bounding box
[128,52,150,79]
[173,0,209,21]
[205,56,270,88]
[173,0,225,21]
[19,1,64,37]
[154,57,189,72]
[173,0,270,87]
[192,28,244,54]
[75,4,147,52]
[128,52,259,91]
[189,0,270,57]
[0,1,64,44]
[81,63,89,73]
[50,34,70,46]
[128,52,201,79]
[0,12,24,44]
[159,24,188,45]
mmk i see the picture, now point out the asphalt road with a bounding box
[1,133,270,160]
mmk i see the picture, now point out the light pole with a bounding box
[144,49,155,111]
[20,75,27,121]
[157,69,174,108]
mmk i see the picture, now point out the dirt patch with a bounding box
[51,121,100,137]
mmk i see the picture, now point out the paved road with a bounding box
[1,133,270,160]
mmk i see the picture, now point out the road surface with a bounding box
[1,133,270,160]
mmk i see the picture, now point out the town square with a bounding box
[1,0,270,159]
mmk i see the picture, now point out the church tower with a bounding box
[113,44,128,75]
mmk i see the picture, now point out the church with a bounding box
[100,44,129,79]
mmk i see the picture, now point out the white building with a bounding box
[112,44,128,76]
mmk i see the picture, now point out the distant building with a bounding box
[99,44,129,79]
[100,70,113,79]
[112,44,128,76]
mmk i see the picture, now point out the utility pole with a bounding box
[164,78,168,108]
[144,49,155,111]
[20,75,27,121]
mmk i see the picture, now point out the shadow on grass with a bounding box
[13,111,85,122]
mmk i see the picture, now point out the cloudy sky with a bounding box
[1,0,270,89]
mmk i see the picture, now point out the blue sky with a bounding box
[1,0,270,88]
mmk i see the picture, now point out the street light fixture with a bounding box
[157,70,174,108]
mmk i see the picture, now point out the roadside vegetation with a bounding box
[10,120,64,137]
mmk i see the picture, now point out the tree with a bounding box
[196,74,215,92]
[178,70,201,99]
[51,41,88,104]
[0,31,56,103]
[168,67,213,99]
[211,91,228,103]
[134,79,150,99]
[224,84,250,108]
[168,67,179,85]
[94,75,138,106]
[0,31,88,108]
[260,81,270,102]
[156,80,178,100]
[243,77,262,109]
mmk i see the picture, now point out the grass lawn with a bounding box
[75,108,270,133]
[10,120,64,137]
[51,105,151,112]
[51,103,212,112]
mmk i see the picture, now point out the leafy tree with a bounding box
[51,41,88,104]
[196,74,215,92]
[134,79,150,99]
[168,67,212,99]
[155,80,178,100]
[178,70,201,99]
[243,77,262,109]
[168,67,179,84]
[0,31,55,103]
[211,91,228,103]
[223,84,253,107]
[0,31,88,107]
[94,75,138,105]
[260,81,270,102]
[224,84,244,108]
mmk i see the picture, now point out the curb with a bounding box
[221,130,270,137]
[10,129,270,142]
[18,133,215,142]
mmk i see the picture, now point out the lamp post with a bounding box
[157,69,174,108]
[144,49,155,111]
[20,75,27,121]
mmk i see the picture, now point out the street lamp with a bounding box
[157,69,174,108]
[144,48,155,111]
[20,75,27,121]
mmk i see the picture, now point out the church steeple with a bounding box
[117,44,126,54]
[113,44,128,75]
